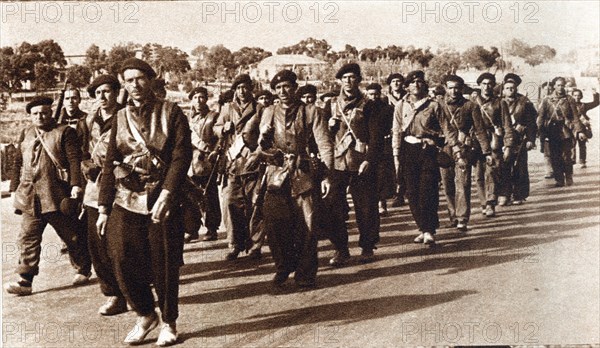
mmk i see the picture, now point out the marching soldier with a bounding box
[214,74,263,260]
[60,88,88,129]
[386,73,407,207]
[184,87,222,242]
[252,70,334,287]
[96,58,192,346]
[472,73,514,218]
[498,74,538,204]
[392,70,460,245]
[439,75,491,232]
[571,88,599,168]
[324,63,383,265]
[5,97,92,296]
[256,90,274,108]
[81,74,127,315]
[297,84,318,105]
[537,76,585,187]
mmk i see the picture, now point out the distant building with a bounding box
[252,54,328,82]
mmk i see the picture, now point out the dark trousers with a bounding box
[440,147,472,224]
[328,169,380,252]
[222,174,259,251]
[86,207,123,297]
[474,152,501,207]
[183,175,222,235]
[402,142,440,234]
[264,190,318,283]
[577,139,587,163]
[106,204,184,323]
[499,141,530,200]
[16,209,91,278]
[548,124,575,185]
[377,153,396,201]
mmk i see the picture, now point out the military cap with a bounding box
[270,70,297,90]
[120,58,157,79]
[366,83,383,92]
[335,63,361,79]
[218,90,234,106]
[403,70,426,87]
[319,91,338,101]
[188,87,208,100]
[476,72,496,85]
[87,74,121,98]
[503,73,522,86]
[297,84,317,96]
[443,74,465,87]
[255,90,273,99]
[433,85,446,96]
[26,96,53,113]
[551,76,566,86]
[231,74,253,91]
[386,73,404,85]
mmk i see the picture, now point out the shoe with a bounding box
[391,196,405,207]
[5,278,32,296]
[378,201,388,216]
[566,176,574,186]
[485,205,495,218]
[184,232,199,243]
[457,222,468,232]
[99,296,128,316]
[544,172,554,179]
[512,200,523,206]
[359,249,375,263]
[329,250,350,267]
[72,273,91,286]
[273,272,290,286]
[481,206,487,217]
[123,312,159,345]
[225,249,240,261]
[414,233,425,243]
[202,230,218,241]
[445,220,458,228]
[248,249,262,260]
[497,196,508,206]
[156,322,178,347]
[423,232,435,245]
[580,163,587,169]
[554,181,565,188]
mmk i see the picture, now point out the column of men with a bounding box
[5,55,597,346]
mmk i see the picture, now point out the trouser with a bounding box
[106,204,184,323]
[474,152,501,207]
[16,208,91,279]
[249,171,267,252]
[264,189,318,283]
[328,169,380,253]
[377,153,396,201]
[396,163,407,200]
[499,141,530,200]
[183,175,222,235]
[86,206,123,297]
[577,139,587,163]
[548,125,575,185]
[543,140,553,175]
[222,173,259,251]
[440,145,472,223]
[402,142,440,234]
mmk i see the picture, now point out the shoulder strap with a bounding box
[34,127,66,170]
[475,98,495,125]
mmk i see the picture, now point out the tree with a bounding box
[105,43,140,76]
[232,46,272,73]
[524,45,556,67]
[142,43,191,77]
[462,46,500,70]
[84,44,107,75]
[36,40,67,67]
[0,47,21,94]
[65,64,93,88]
[10,40,66,91]
[277,38,332,60]
[34,62,59,91]
[427,48,461,84]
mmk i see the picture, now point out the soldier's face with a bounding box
[573,91,583,103]
[30,105,54,127]
[273,98,281,106]
[300,93,316,105]
[275,81,297,105]
[236,83,252,103]
[390,78,402,92]
[480,79,495,96]
[446,81,463,100]
[64,90,81,114]
[257,95,271,107]
[340,73,359,93]
[192,93,207,108]
[366,89,381,101]
[407,78,426,97]
[554,80,566,95]
[503,82,517,98]
[123,69,151,102]
[95,84,117,111]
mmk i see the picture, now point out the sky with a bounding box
[1,1,599,56]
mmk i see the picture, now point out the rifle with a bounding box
[54,78,70,123]
[513,134,528,171]
[204,134,229,192]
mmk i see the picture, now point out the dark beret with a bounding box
[231,74,253,90]
[87,74,121,98]
[476,72,496,85]
[297,84,317,96]
[386,73,404,85]
[551,76,566,86]
[403,70,426,87]
[433,85,446,96]
[319,91,338,101]
[218,90,234,106]
[270,70,297,90]
[335,63,361,79]
[443,74,465,86]
[26,96,53,113]
[366,83,382,92]
[188,87,208,100]
[255,90,273,99]
[503,73,522,86]
[120,58,157,79]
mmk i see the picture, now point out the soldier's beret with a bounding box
[26,96,53,113]
[188,87,208,100]
[433,85,446,96]
[87,74,121,98]
[403,70,426,87]
[551,76,566,86]
[335,63,361,79]
[270,70,297,90]
[319,91,338,101]
[477,72,496,85]
[231,74,253,90]
[255,90,273,99]
[297,84,317,96]
[120,58,157,79]
[503,73,522,86]
[386,73,404,85]
[443,74,465,86]
[366,83,382,92]
[218,90,234,106]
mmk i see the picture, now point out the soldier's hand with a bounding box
[503,147,511,161]
[71,186,83,199]
[422,138,436,146]
[526,141,534,151]
[578,133,587,141]
[321,178,332,199]
[515,124,525,133]
[494,126,504,137]
[151,189,172,224]
[358,161,370,176]
[328,118,340,132]
[485,155,494,166]
[96,213,109,237]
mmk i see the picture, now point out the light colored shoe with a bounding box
[512,200,523,206]
[457,222,468,232]
[123,312,159,345]
[423,232,435,245]
[98,296,128,316]
[414,233,424,243]
[156,322,178,347]
[72,273,91,286]
[329,250,350,267]
[580,162,587,169]
[497,196,508,206]
[5,278,32,296]
[485,205,495,217]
